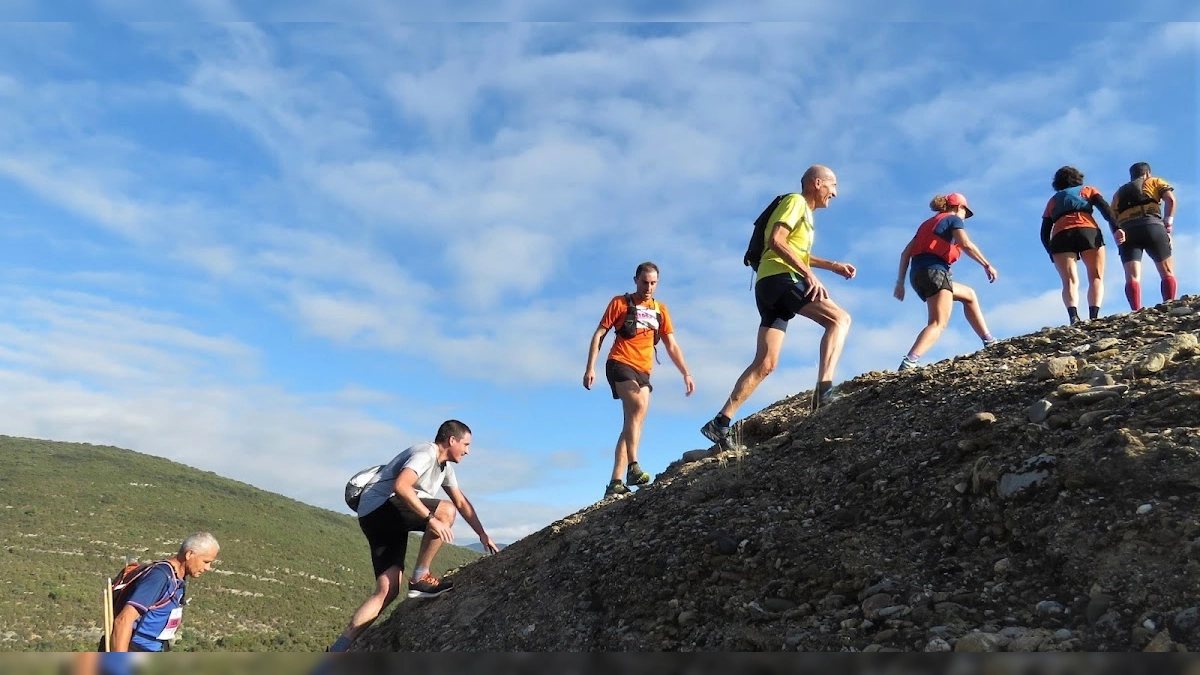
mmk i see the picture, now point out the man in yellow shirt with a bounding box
[702,165,856,450]
[1111,161,1178,310]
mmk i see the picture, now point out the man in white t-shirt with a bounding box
[327,419,499,652]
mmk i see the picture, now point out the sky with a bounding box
[0,14,1196,546]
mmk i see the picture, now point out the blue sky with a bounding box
[0,18,1196,544]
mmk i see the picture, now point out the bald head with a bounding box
[800,165,838,209]
[801,165,834,188]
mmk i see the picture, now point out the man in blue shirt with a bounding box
[107,532,219,652]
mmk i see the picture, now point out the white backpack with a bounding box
[344,465,384,512]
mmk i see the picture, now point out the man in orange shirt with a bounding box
[1111,161,1179,310]
[583,262,694,497]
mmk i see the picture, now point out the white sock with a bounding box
[413,566,429,580]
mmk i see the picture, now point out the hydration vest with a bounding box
[1114,177,1162,220]
[911,212,962,265]
[616,294,660,344]
[1049,186,1094,223]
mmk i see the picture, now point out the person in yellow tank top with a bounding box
[702,165,856,451]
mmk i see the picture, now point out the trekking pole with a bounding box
[102,578,113,652]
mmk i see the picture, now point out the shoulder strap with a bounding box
[139,561,181,612]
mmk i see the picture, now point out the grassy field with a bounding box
[0,435,480,652]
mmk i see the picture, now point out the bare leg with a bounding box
[1052,252,1079,311]
[1081,247,1105,310]
[797,298,852,384]
[412,499,457,573]
[953,282,990,339]
[907,289,954,357]
[611,381,650,480]
[718,326,786,420]
[336,566,402,644]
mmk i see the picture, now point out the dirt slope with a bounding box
[357,297,1200,653]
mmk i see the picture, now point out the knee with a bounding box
[435,501,456,524]
[832,309,852,332]
[757,355,779,377]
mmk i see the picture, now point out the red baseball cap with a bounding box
[946,192,974,218]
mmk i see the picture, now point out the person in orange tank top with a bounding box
[583,262,694,498]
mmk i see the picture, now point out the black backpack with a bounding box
[743,194,790,272]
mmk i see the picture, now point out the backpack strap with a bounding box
[129,561,181,613]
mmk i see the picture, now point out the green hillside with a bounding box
[0,435,480,652]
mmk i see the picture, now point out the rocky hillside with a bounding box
[357,297,1200,653]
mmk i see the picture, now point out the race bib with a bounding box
[155,607,183,641]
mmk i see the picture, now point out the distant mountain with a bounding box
[0,435,481,651]
[466,542,509,553]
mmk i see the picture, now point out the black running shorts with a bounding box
[358,495,442,578]
[910,267,954,302]
[1117,217,1172,264]
[755,272,814,331]
[1048,227,1105,256]
[605,359,651,399]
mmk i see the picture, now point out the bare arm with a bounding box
[951,229,997,282]
[894,238,915,301]
[393,468,454,542]
[1162,190,1177,229]
[445,486,498,553]
[808,254,857,279]
[582,325,608,390]
[659,333,694,396]
[768,222,828,302]
[109,604,140,652]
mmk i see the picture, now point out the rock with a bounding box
[862,593,894,620]
[1170,607,1200,640]
[1144,630,1176,652]
[763,597,796,613]
[874,628,899,642]
[925,638,952,652]
[682,448,717,463]
[1071,385,1128,405]
[1054,383,1092,399]
[1053,629,1073,641]
[1009,636,1044,652]
[1035,600,1066,617]
[998,454,1057,498]
[1169,306,1195,316]
[1036,356,1079,380]
[1138,334,1199,373]
[1140,352,1168,373]
[676,610,697,626]
[1137,503,1153,515]
[1028,399,1054,423]
[1078,409,1114,428]
[1095,610,1123,633]
[993,558,1012,574]
[954,632,1004,652]
[1091,337,1120,351]
[860,578,901,600]
[1086,595,1113,624]
[960,412,996,432]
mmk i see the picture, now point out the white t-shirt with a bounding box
[356,442,459,517]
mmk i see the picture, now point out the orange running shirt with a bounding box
[599,295,674,375]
